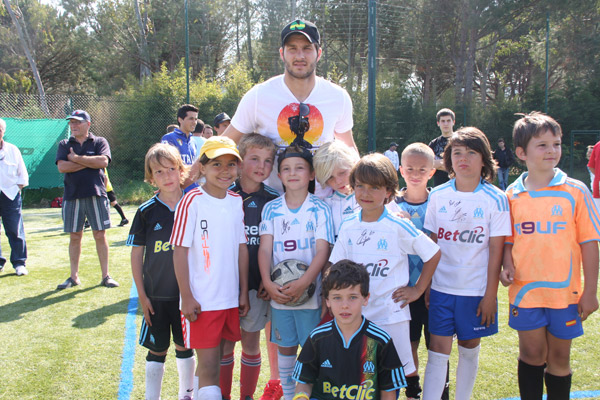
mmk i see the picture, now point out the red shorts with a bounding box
[181,308,241,349]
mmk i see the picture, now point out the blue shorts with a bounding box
[428,289,498,340]
[271,308,321,347]
[508,304,583,340]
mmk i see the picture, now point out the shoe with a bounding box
[259,379,283,400]
[101,275,120,287]
[118,218,129,227]
[15,265,28,276]
[57,277,80,290]
[0,265,4,273]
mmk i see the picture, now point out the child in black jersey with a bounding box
[292,260,406,400]
[127,143,195,400]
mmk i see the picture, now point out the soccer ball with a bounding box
[271,259,316,306]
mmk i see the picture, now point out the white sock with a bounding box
[193,376,199,400]
[145,361,165,400]
[422,350,450,400]
[278,352,297,400]
[455,345,480,400]
[197,385,221,400]
[176,355,196,399]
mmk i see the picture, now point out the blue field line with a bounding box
[499,390,600,400]
[117,282,139,400]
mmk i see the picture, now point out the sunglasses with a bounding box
[298,103,310,132]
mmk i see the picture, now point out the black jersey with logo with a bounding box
[126,194,180,301]
[428,135,450,186]
[293,318,406,400]
[229,180,279,291]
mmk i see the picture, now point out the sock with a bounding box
[240,352,261,399]
[194,376,200,400]
[455,345,480,400]
[545,372,572,400]
[114,203,127,220]
[197,385,222,400]
[518,359,545,400]
[405,375,422,398]
[422,350,450,400]
[176,350,196,399]
[277,352,297,400]
[219,352,235,399]
[145,361,165,400]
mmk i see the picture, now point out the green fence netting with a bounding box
[4,118,69,189]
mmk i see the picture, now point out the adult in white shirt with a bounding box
[222,19,358,194]
[0,118,29,276]
[384,142,400,171]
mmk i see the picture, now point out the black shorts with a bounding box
[138,300,184,352]
[409,292,430,346]
[107,190,116,203]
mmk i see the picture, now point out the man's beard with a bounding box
[284,60,317,79]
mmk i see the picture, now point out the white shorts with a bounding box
[379,321,416,375]
[240,289,270,333]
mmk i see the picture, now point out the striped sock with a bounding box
[219,352,235,399]
[277,352,297,400]
[240,352,261,399]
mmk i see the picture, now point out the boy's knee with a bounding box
[147,351,167,363]
[176,349,194,359]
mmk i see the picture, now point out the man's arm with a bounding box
[334,130,359,154]
[67,148,109,169]
[57,159,86,173]
[221,124,245,144]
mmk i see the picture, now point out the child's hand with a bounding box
[264,280,292,304]
[257,281,270,301]
[281,278,310,304]
[499,265,515,287]
[181,295,202,322]
[140,296,155,326]
[239,292,250,318]
[476,295,497,327]
[578,291,599,321]
[392,286,420,308]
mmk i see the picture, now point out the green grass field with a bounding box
[1,206,599,399]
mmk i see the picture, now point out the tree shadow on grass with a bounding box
[0,286,97,323]
[72,298,133,329]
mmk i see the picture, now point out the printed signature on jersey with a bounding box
[281,219,291,235]
[448,200,467,222]
[357,229,375,246]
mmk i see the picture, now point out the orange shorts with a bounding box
[181,307,241,349]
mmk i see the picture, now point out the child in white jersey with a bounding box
[258,145,335,400]
[170,136,249,400]
[422,127,511,400]
[313,141,360,237]
[329,153,441,384]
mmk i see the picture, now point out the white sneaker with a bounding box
[15,266,28,276]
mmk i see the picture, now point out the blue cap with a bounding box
[66,110,91,122]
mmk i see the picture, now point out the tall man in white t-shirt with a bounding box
[222,19,357,194]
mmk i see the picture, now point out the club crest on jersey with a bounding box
[154,222,162,231]
[377,238,388,250]
[551,204,563,216]
[306,220,315,232]
[177,139,183,146]
[473,207,484,219]
[439,206,448,213]
[260,222,267,231]
[248,201,257,208]
[363,361,375,374]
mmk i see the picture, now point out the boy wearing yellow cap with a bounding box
[171,136,250,400]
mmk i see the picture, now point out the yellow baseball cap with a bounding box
[199,136,242,161]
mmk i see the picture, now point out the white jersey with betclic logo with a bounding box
[260,193,335,310]
[424,179,511,296]
[329,208,440,325]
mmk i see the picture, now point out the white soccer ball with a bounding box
[271,259,316,306]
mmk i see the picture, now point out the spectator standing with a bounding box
[384,142,400,171]
[0,118,29,276]
[55,110,119,289]
[428,108,455,186]
[493,138,514,190]
[191,120,207,153]
[202,124,214,139]
[213,112,231,135]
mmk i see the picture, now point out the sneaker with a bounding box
[101,275,120,287]
[118,218,129,227]
[15,265,29,276]
[259,379,283,400]
[57,277,80,290]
